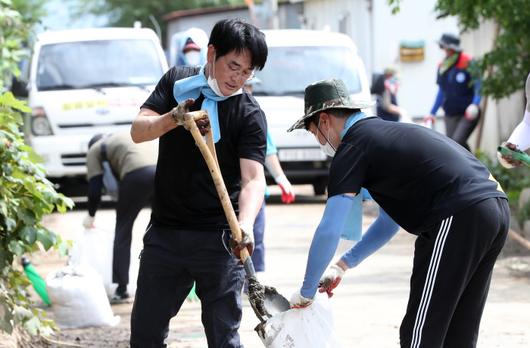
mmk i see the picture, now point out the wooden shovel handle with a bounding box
[183,111,250,263]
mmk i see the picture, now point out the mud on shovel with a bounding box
[181,109,290,327]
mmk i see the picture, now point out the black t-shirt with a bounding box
[141,66,267,230]
[328,117,506,233]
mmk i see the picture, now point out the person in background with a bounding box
[372,66,405,122]
[129,19,268,347]
[498,72,530,168]
[244,78,296,277]
[290,78,508,347]
[173,28,208,67]
[83,132,157,303]
[425,33,481,151]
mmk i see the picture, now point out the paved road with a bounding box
[34,185,530,347]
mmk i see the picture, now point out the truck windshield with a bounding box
[253,46,362,96]
[36,39,163,91]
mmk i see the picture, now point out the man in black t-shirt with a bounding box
[288,79,509,348]
[129,19,268,347]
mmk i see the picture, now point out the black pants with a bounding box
[113,166,155,286]
[444,113,480,151]
[400,197,509,348]
[130,225,245,348]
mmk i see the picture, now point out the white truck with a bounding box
[254,30,372,194]
[19,27,168,189]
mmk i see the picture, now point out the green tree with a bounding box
[0,0,46,91]
[75,0,244,46]
[388,0,530,99]
[1,0,73,338]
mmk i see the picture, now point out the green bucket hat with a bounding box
[287,78,373,132]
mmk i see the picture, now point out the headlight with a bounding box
[31,107,53,136]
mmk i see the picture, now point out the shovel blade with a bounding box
[263,289,290,316]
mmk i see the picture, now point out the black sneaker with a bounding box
[110,288,130,304]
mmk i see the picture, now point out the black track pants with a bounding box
[400,197,509,348]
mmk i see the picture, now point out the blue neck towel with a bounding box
[173,66,236,143]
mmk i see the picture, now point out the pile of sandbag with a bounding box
[69,226,140,296]
[46,265,120,329]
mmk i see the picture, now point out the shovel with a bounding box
[181,110,290,326]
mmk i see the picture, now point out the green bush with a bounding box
[0,92,73,335]
[1,0,73,337]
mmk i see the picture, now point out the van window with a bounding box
[253,46,362,96]
[36,39,163,91]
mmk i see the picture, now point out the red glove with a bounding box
[275,174,295,204]
[318,264,346,298]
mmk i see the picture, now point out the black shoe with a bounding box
[110,288,130,304]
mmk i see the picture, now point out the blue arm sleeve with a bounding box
[87,175,103,217]
[340,208,400,268]
[472,79,481,105]
[430,88,444,115]
[300,194,359,298]
[266,130,277,156]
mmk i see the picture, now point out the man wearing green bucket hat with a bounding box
[289,78,509,347]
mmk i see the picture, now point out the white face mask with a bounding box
[184,51,201,66]
[317,118,337,157]
[207,53,243,98]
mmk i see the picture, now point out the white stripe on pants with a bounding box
[410,216,453,348]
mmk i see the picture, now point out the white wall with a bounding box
[303,0,372,72]
[303,0,459,117]
[371,0,458,117]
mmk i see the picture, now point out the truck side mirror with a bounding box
[10,77,28,98]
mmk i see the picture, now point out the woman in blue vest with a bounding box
[425,33,481,151]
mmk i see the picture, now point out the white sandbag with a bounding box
[259,293,341,348]
[46,265,120,329]
[69,227,139,296]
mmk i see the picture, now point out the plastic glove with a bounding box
[229,221,254,259]
[464,104,479,121]
[497,142,521,168]
[423,115,436,128]
[290,290,313,309]
[318,264,346,298]
[275,174,295,204]
[82,215,95,229]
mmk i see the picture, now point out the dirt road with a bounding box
[23,186,530,347]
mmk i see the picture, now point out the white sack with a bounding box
[259,293,341,348]
[69,227,139,296]
[46,265,120,329]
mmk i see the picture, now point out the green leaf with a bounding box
[7,240,24,257]
[0,301,14,334]
[4,217,16,232]
[36,228,57,251]
[56,236,71,257]
[23,316,40,336]
[17,208,36,226]
[0,245,13,269]
[0,92,30,113]
[18,226,37,244]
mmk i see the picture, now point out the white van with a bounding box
[22,27,168,183]
[254,30,371,194]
